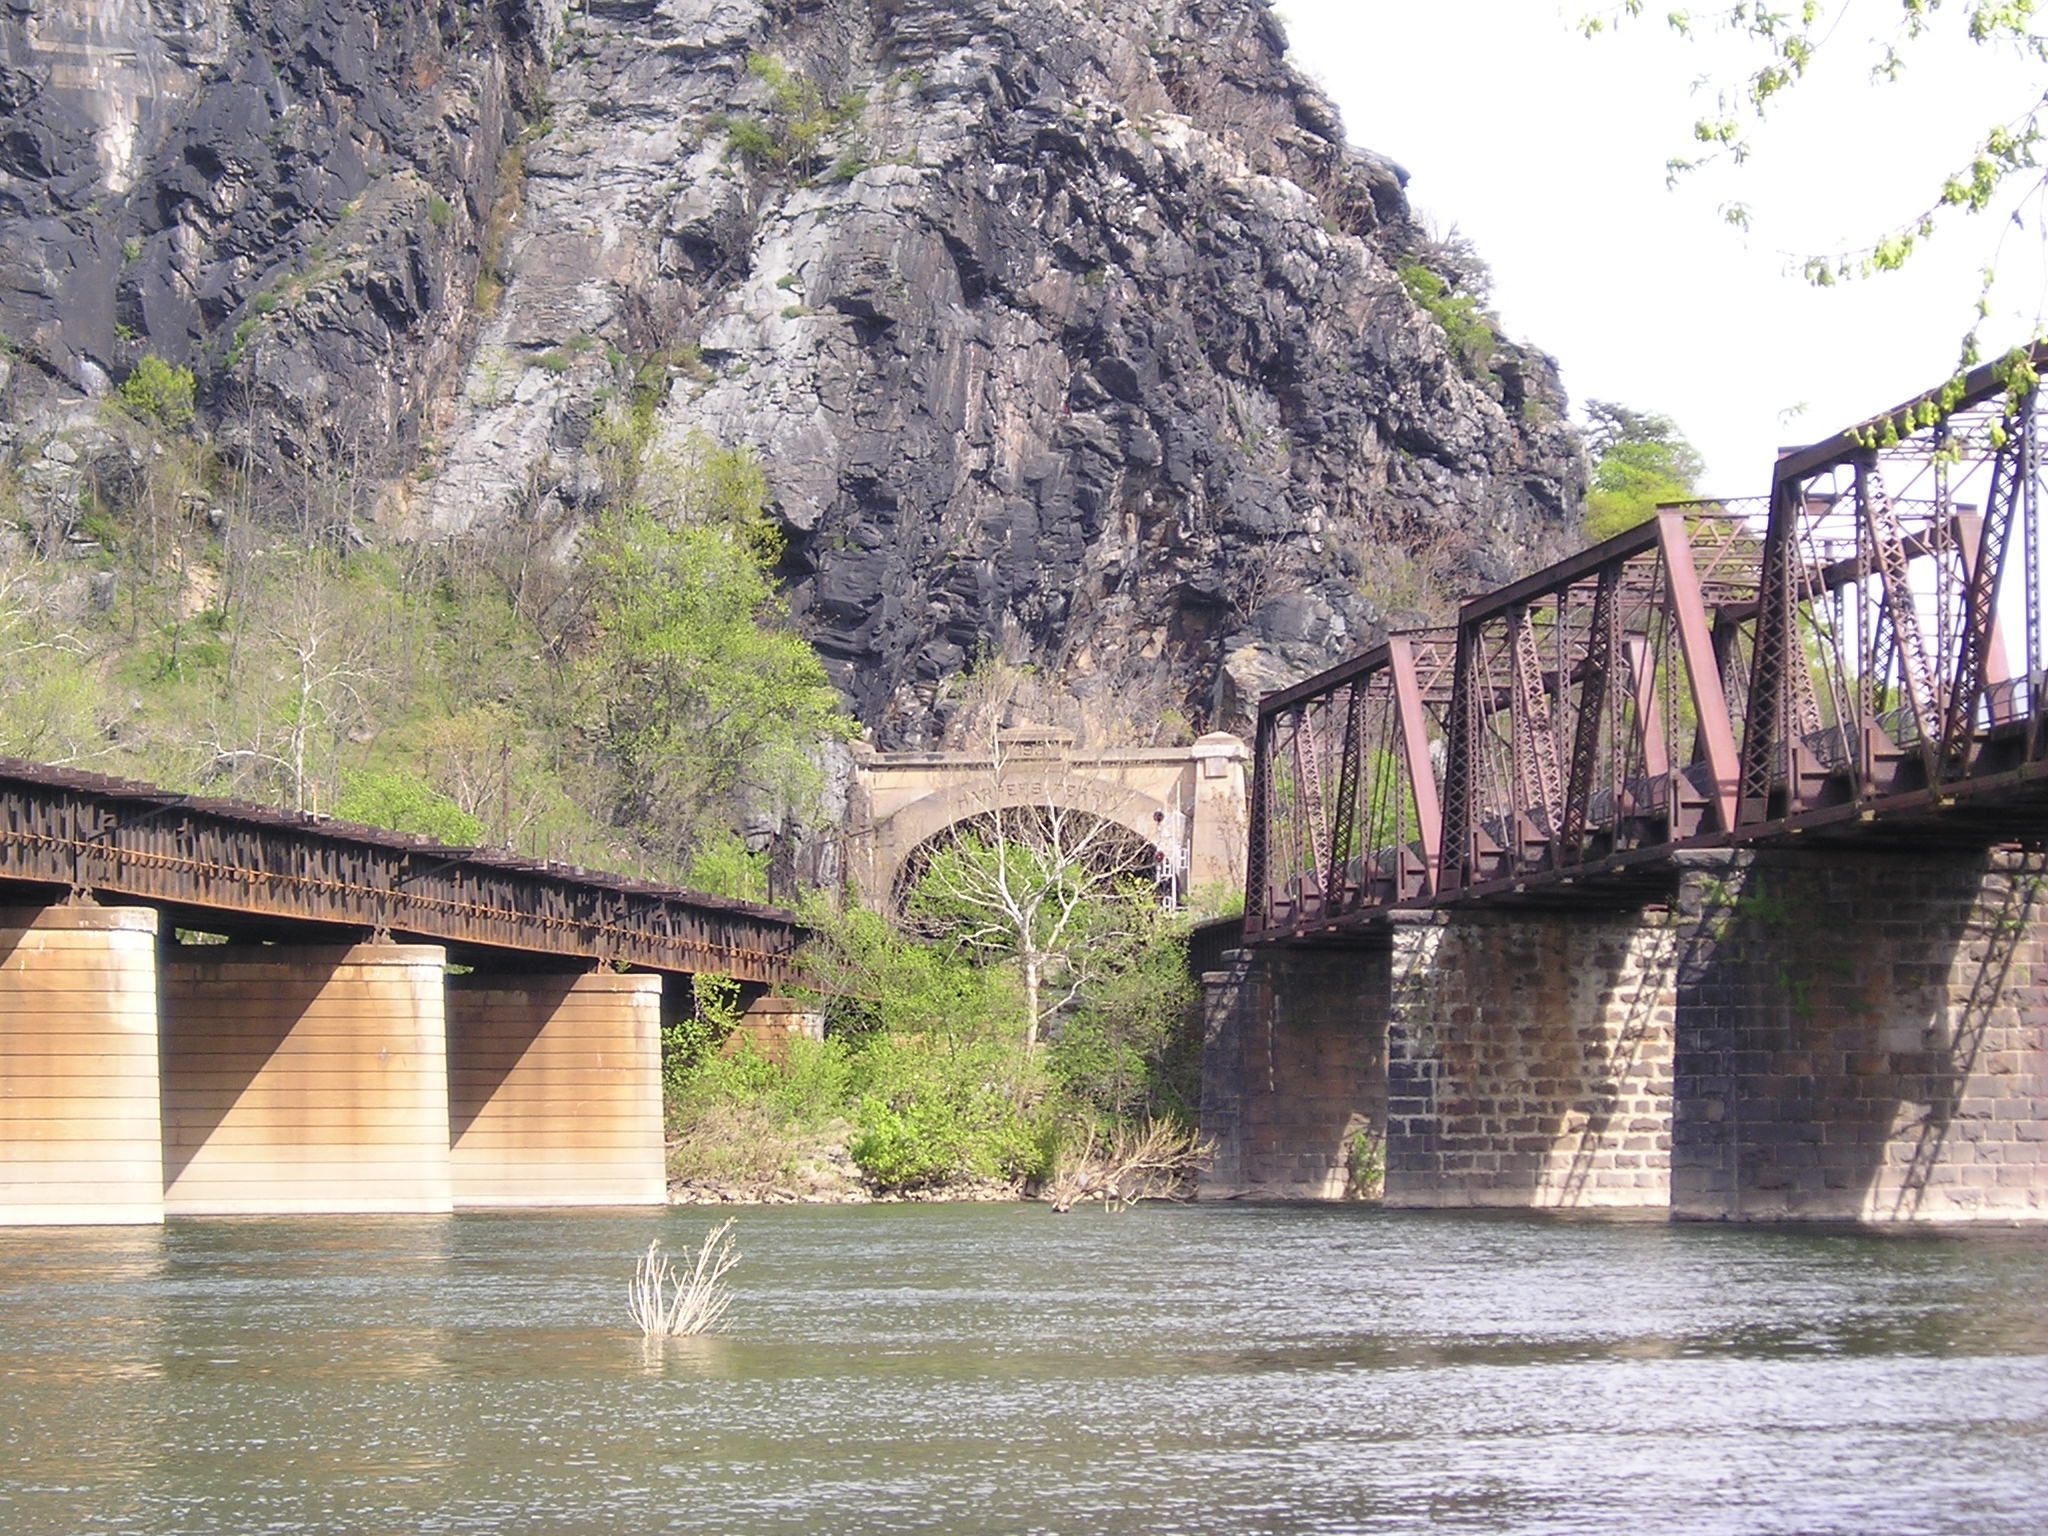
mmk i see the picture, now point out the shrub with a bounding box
[847,1033,1054,1189]
[334,768,483,845]
[724,53,866,181]
[1397,261,1496,379]
[116,355,197,431]
[685,828,768,902]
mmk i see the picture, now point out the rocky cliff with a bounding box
[0,0,1582,744]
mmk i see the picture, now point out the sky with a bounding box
[1273,1,2047,495]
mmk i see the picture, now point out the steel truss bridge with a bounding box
[0,760,800,983]
[1248,347,2048,942]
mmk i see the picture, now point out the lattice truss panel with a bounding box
[1247,353,2048,941]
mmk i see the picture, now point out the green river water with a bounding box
[1,1204,2045,1534]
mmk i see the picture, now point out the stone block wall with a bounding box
[1673,849,2048,1222]
[1385,910,1677,1210]
[1198,945,1385,1199]
[734,994,826,1064]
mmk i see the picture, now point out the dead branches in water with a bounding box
[1045,1121,1210,1212]
[627,1221,739,1337]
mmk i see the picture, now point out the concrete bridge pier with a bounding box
[161,942,453,1216]
[446,970,666,1207]
[0,905,164,1225]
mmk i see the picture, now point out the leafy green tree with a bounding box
[579,441,854,865]
[334,768,484,844]
[798,902,1029,1044]
[1046,904,1198,1126]
[685,827,770,903]
[1586,1,2046,367]
[1581,399,1705,540]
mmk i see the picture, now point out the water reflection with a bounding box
[0,1206,2043,1535]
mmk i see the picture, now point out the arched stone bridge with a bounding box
[845,729,1250,911]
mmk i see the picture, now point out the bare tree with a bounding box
[201,556,385,811]
[903,733,1166,1051]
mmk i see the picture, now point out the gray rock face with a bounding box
[0,0,549,471]
[2,0,1583,743]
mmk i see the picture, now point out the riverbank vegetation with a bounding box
[664,896,1210,1201]
[0,359,848,887]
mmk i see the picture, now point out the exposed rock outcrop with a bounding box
[0,0,547,472]
[1,0,1584,743]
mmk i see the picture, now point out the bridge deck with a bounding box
[1249,347,2048,943]
[0,760,799,982]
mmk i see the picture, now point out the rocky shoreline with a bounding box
[667,1177,1027,1207]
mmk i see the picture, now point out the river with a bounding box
[2,1204,2045,1534]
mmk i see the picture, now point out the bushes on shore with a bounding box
[663,900,1205,1196]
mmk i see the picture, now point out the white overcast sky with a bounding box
[1273,1,2047,494]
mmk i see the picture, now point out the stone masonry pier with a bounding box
[1202,847,2048,1221]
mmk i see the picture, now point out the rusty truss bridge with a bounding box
[1248,347,2048,943]
[0,759,800,983]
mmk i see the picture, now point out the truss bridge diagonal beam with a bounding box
[1244,343,2048,939]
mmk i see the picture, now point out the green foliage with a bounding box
[580,441,854,861]
[848,1034,1055,1188]
[803,901,1029,1043]
[725,118,780,164]
[725,53,866,181]
[0,578,112,767]
[661,971,748,1098]
[667,892,1200,1193]
[1590,2,2048,367]
[334,768,484,844]
[7,397,843,887]
[116,355,196,431]
[686,827,769,903]
[1397,261,1496,378]
[1580,399,1704,541]
[680,1035,855,1129]
[901,804,1161,1050]
[1347,1125,1385,1199]
[425,194,453,231]
[1358,745,1421,855]
[1046,906,1198,1125]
